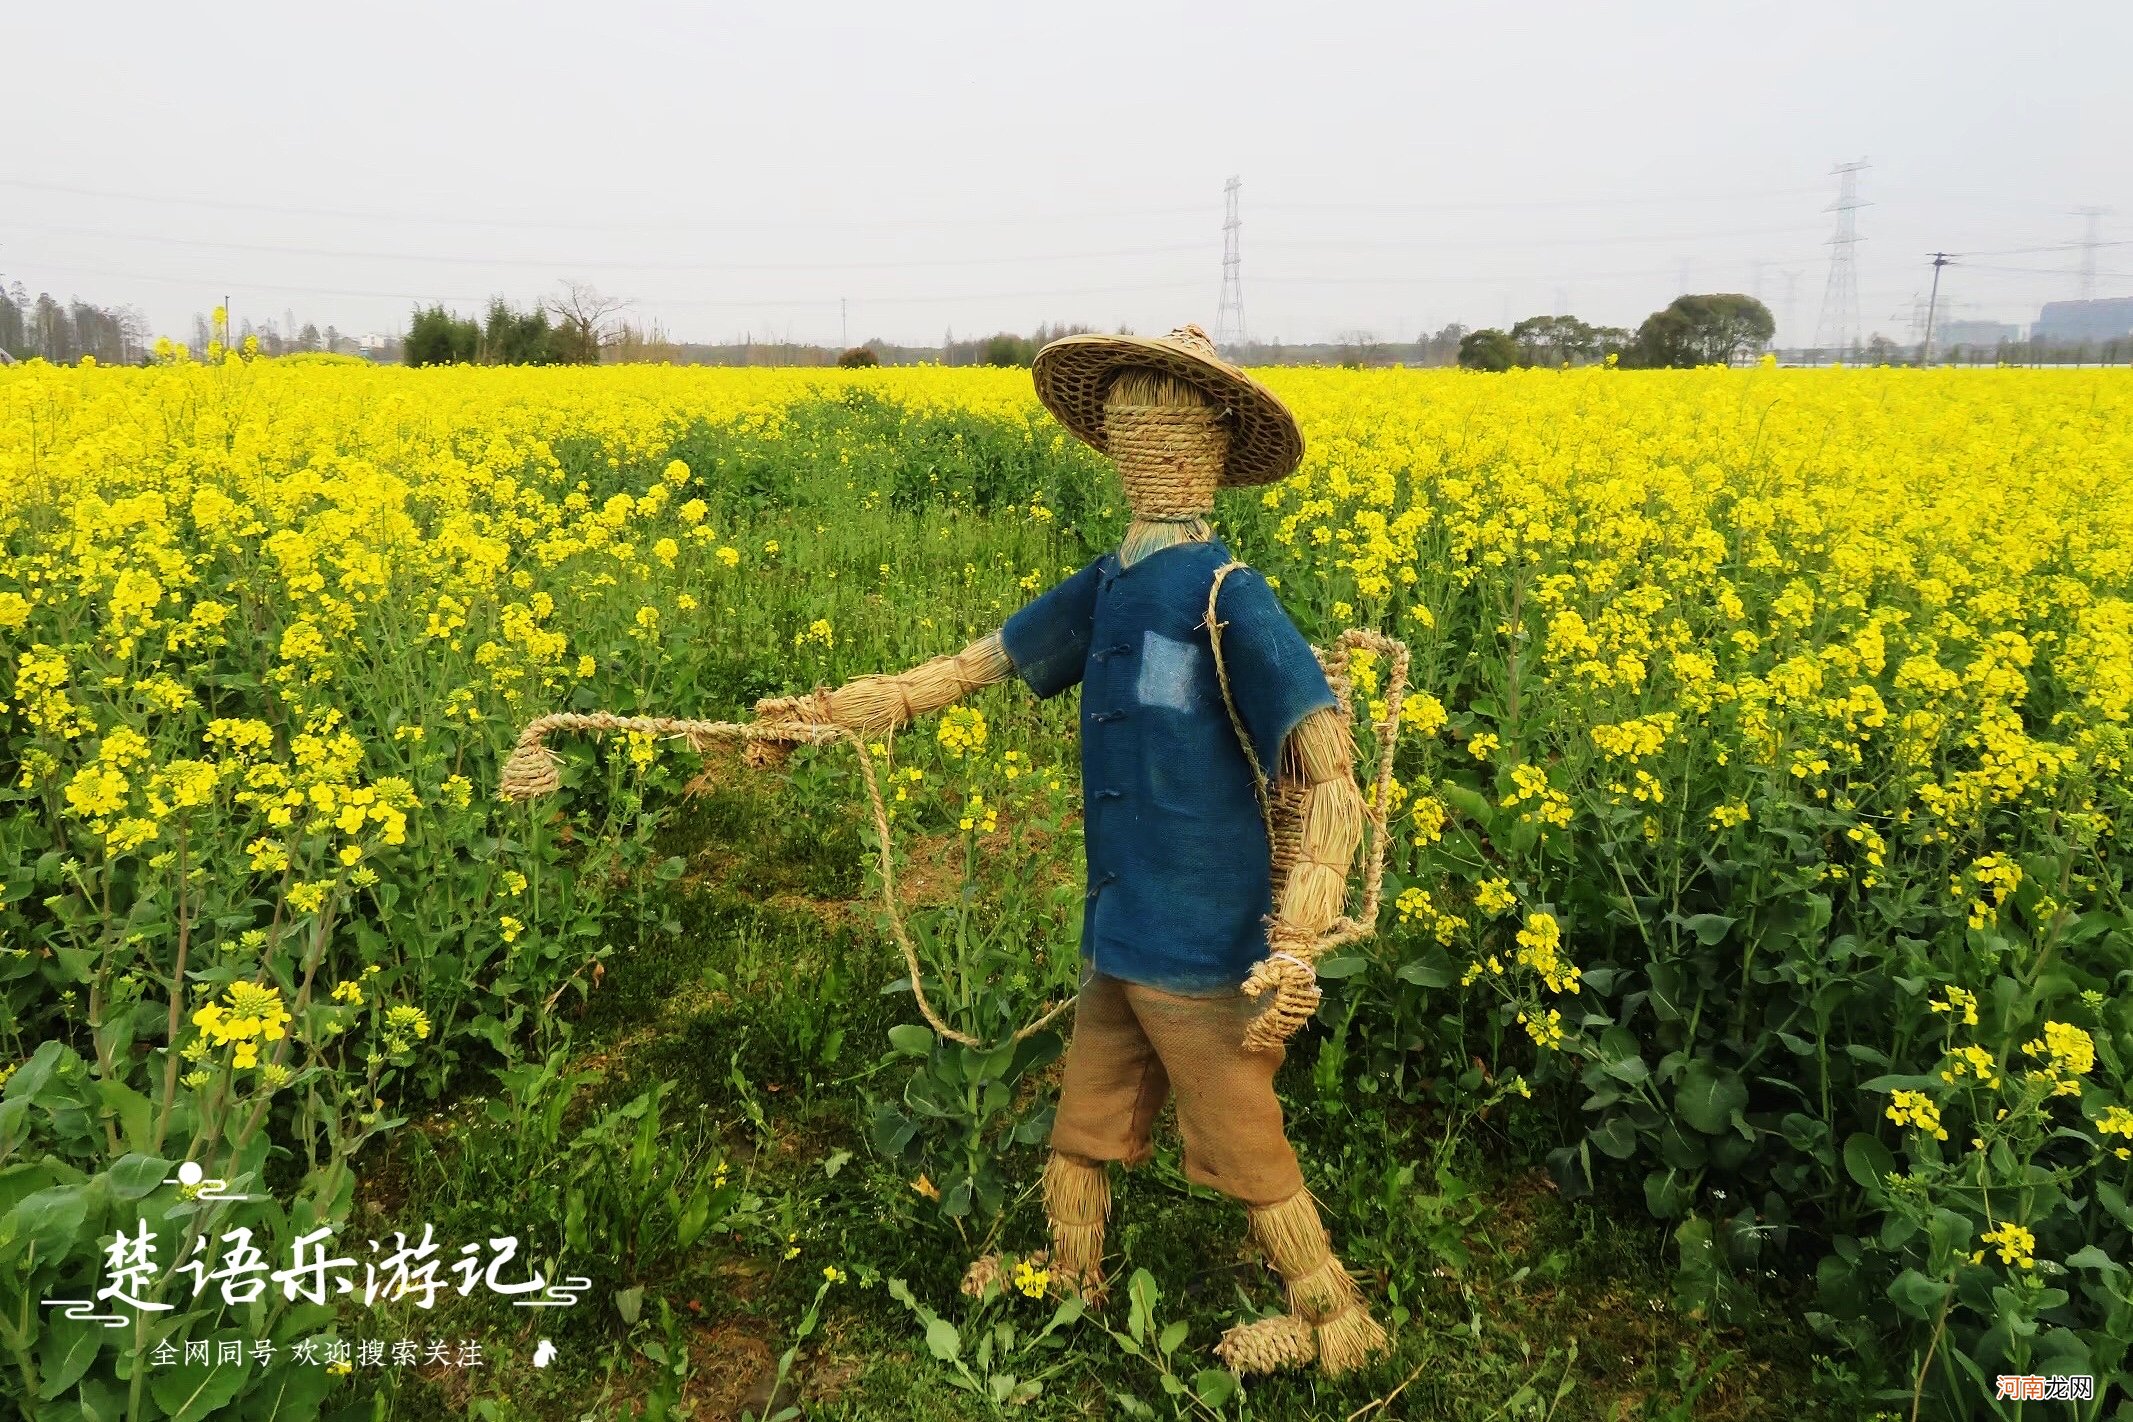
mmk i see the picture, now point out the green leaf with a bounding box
[1590,1114,1639,1160]
[34,1314,100,1400]
[1127,1269,1159,1344]
[1158,1320,1187,1356]
[1887,1268,1952,1320]
[1313,954,1365,980]
[887,1024,935,1057]
[1,1185,87,1260]
[1842,1134,1897,1193]
[2065,1245,2123,1275]
[2093,1182,2133,1231]
[96,1081,155,1154]
[5,1040,65,1103]
[1681,913,1736,945]
[1647,962,1687,1022]
[924,1316,961,1363]
[1438,782,1494,828]
[150,1359,247,1422]
[238,1356,335,1421]
[1644,1168,1693,1219]
[1674,1061,1747,1135]
[107,1154,171,1200]
[615,1285,645,1325]
[1396,947,1455,988]
[1192,1370,1239,1408]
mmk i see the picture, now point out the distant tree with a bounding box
[1410,322,1468,367]
[1865,332,1902,364]
[1334,329,1382,368]
[1457,328,1518,372]
[403,306,479,366]
[297,322,322,353]
[1630,294,1776,368]
[546,281,629,364]
[837,345,879,368]
[978,333,1036,367]
[34,295,73,363]
[1629,306,1695,369]
[1509,314,1606,366]
[481,298,560,365]
[0,288,23,359]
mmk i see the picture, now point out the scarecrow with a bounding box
[754,325,1389,1377]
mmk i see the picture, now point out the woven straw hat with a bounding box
[1032,323,1303,486]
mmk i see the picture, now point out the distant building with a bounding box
[1935,319,2019,349]
[2032,298,2133,344]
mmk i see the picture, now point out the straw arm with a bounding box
[753,631,1013,737]
[1267,706,1365,960]
[1239,706,1363,1042]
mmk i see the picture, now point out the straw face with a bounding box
[1032,324,1304,486]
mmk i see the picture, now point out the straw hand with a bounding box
[1240,928,1323,1052]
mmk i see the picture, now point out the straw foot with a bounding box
[1215,1314,1316,1375]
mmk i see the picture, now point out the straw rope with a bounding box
[497,710,1073,1050]
[1204,562,1411,1050]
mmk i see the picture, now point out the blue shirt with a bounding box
[999,539,1337,994]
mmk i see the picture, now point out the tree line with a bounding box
[402,282,629,366]
[1456,294,1776,371]
[0,286,149,364]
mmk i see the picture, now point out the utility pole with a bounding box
[1781,270,1802,354]
[1214,176,1246,351]
[840,297,848,351]
[1920,252,1952,366]
[1815,159,1869,362]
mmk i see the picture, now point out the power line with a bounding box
[1254,184,1825,215]
[8,259,1207,309]
[0,222,1210,273]
[1254,222,1825,253]
[0,176,1213,234]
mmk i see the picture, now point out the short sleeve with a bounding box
[999,558,1104,699]
[1212,567,1337,772]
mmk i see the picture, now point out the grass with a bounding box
[361,744,1837,1422]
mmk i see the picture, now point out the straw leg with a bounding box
[1043,1151,1111,1306]
[1239,1189,1387,1377]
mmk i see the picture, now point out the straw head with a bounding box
[1032,324,1303,486]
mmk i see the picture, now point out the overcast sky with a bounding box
[6,0,2129,349]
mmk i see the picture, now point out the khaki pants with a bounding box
[1050,972,1306,1208]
